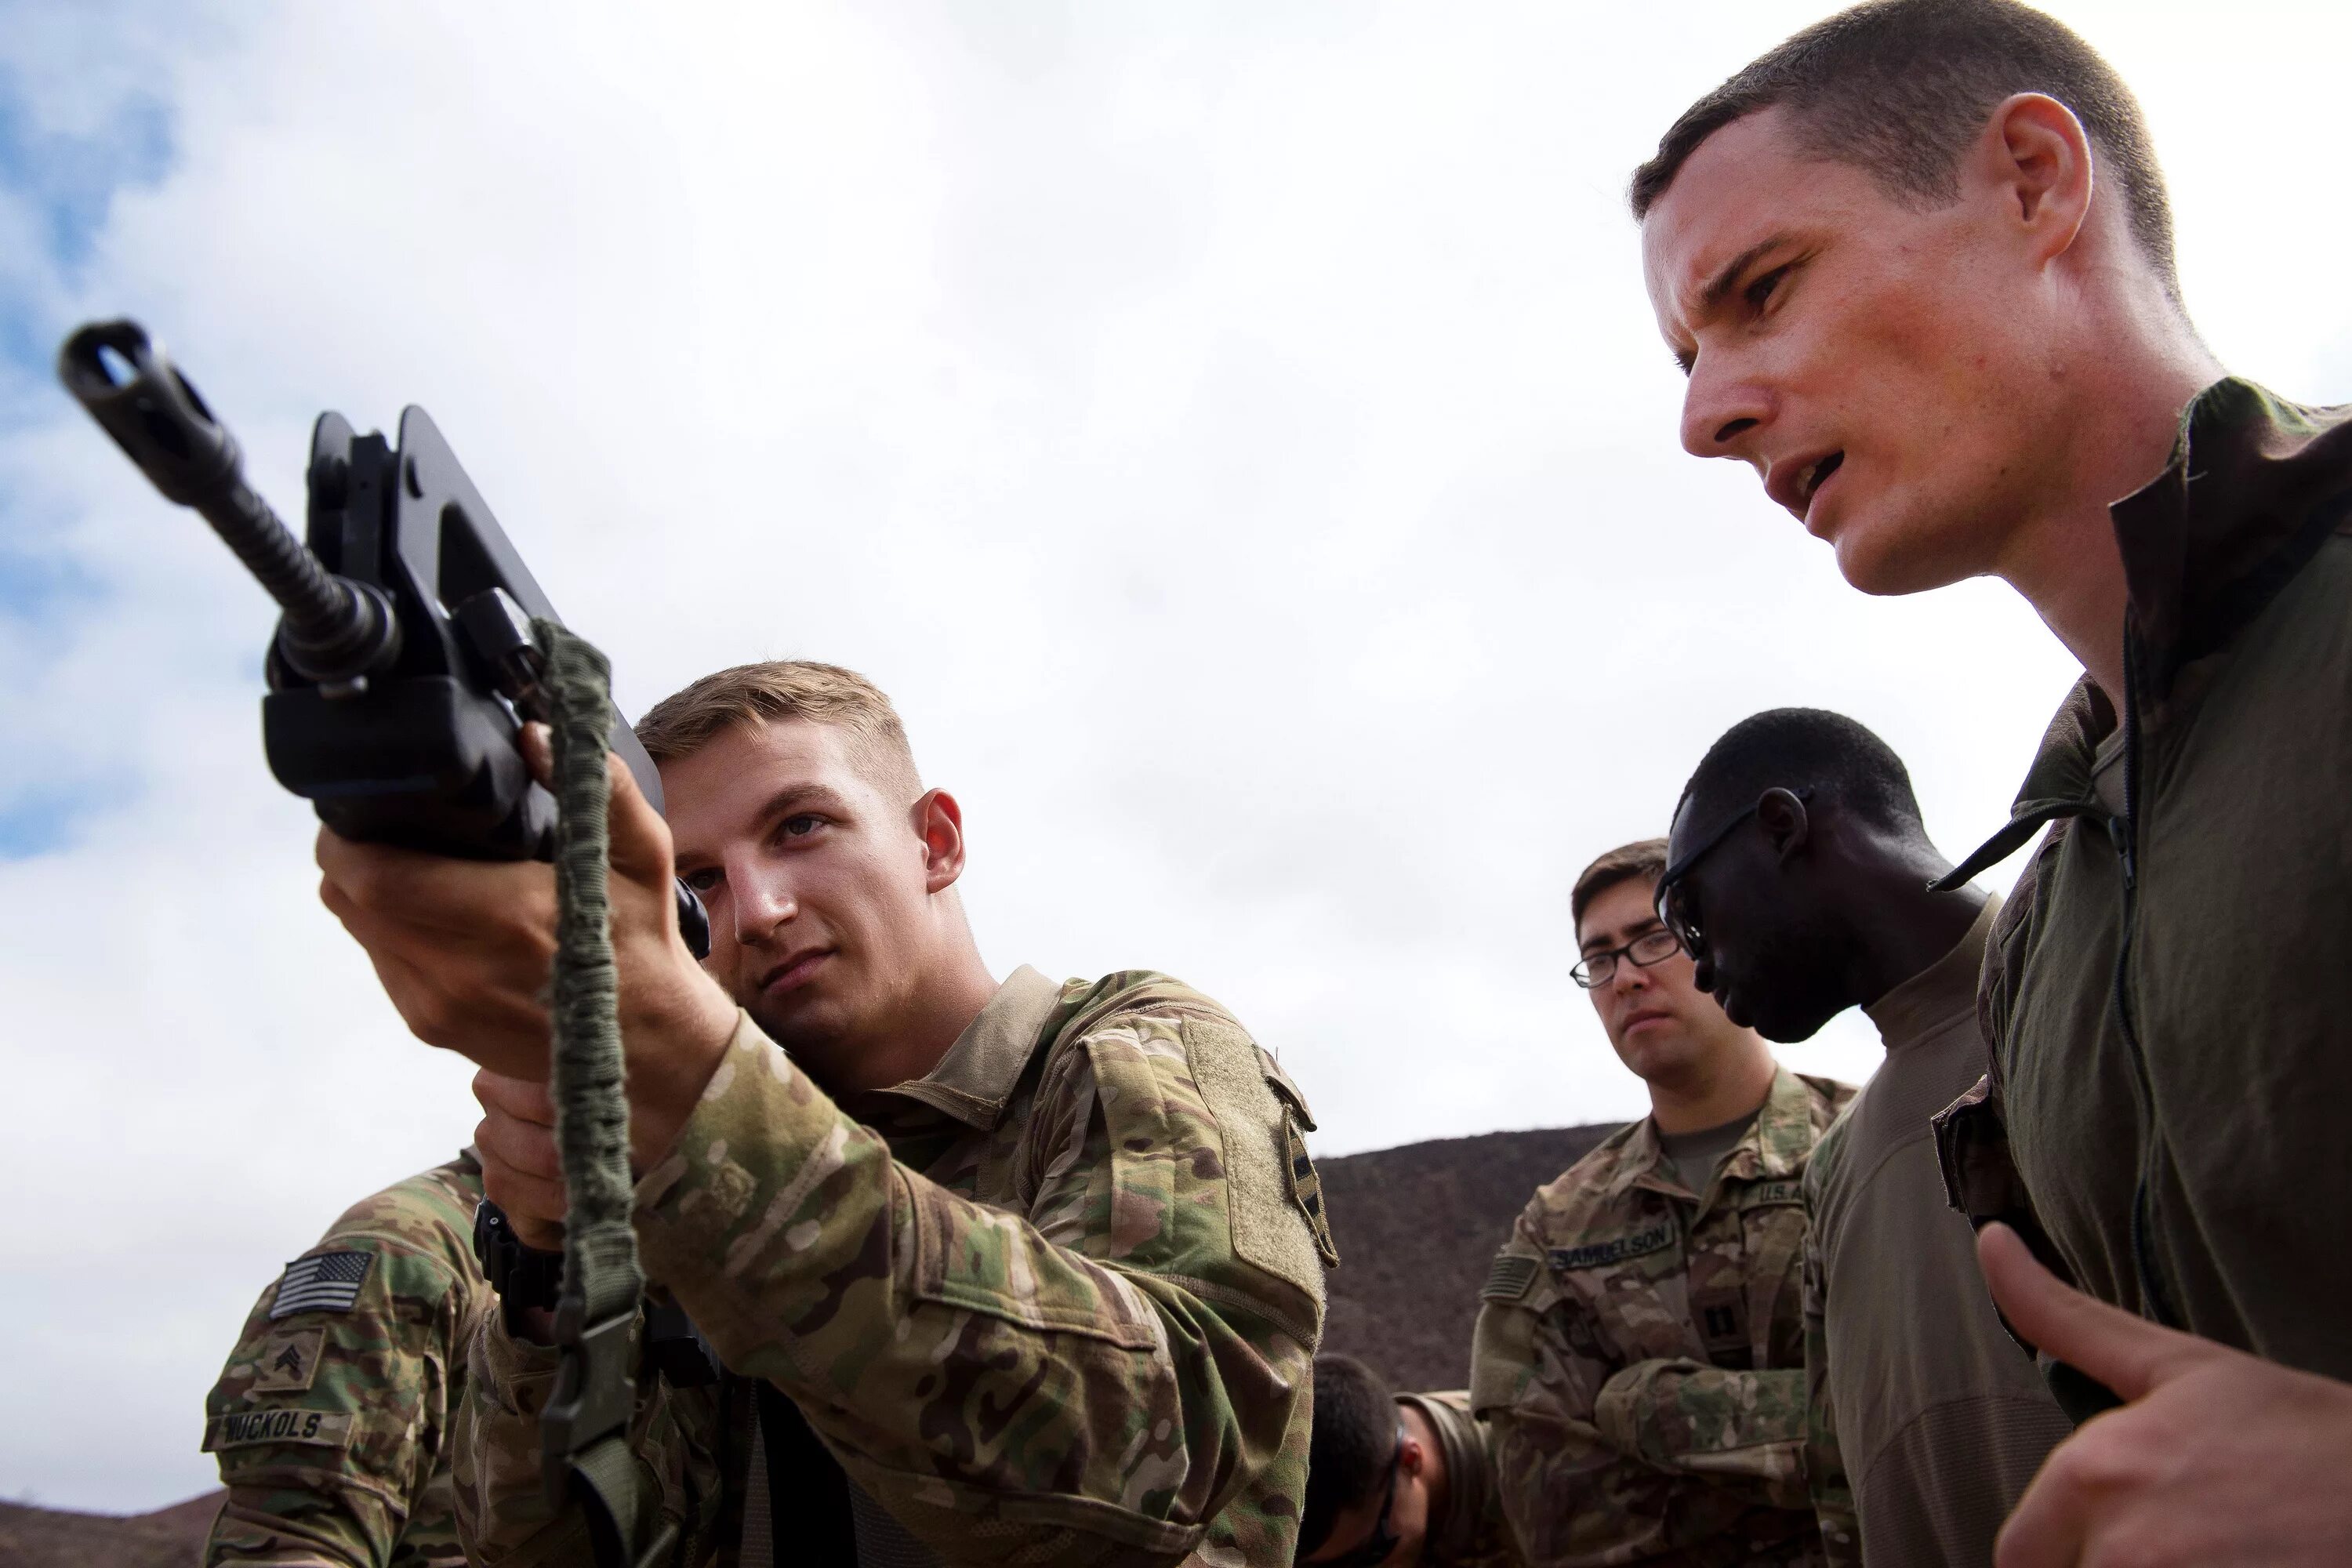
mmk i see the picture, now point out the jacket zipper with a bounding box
[2113,633,2181,1329]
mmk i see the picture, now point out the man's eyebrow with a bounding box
[755,781,851,822]
[1698,234,1794,313]
[1666,234,1794,377]
[1580,918,1667,954]
[673,781,855,866]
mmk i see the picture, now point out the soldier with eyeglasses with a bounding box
[1468,839,1849,1567]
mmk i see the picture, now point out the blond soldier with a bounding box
[1470,841,1848,1567]
[315,661,1336,1566]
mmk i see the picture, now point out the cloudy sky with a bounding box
[7,0,2350,1514]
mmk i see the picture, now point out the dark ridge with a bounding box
[1318,1123,1622,1392]
[0,1492,222,1568]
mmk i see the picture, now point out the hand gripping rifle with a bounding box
[60,320,708,1568]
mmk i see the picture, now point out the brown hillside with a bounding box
[0,1125,1617,1564]
[0,1491,221,1568]
[1317,1123,1620,1392]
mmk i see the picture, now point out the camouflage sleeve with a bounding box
[447,1305,730,1567]
[630,1006,1326,1567]
[1802,1156,1857,1566]
[202,1159,485,1568]
[1590,1360,1809,1505]
[1472,1238,1758,1566]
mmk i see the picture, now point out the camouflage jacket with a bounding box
[1469,1069,1850,1568]
[454,967,1334,1567]
[204,1153,489,1567]
[1399,1391,1519,1568]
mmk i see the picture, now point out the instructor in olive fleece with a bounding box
[1632,0,2352,1558]
[1657,708,2070,1567]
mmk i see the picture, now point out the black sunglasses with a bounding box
[1653,787,1812,956]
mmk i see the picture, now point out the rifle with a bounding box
[59,320,703,1567]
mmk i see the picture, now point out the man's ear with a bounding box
[1980,92,2094,269]
[913,788,967,893]
[1397,1433,1428,1479]
[1757,787,1811,863]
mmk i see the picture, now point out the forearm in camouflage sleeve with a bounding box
[450,1307,728,1566]
[1472,1298,1755,1567]
[1801,1227,1857,1566]
[1591,1360,1809,1507]
[206,1485,449,1568]
[633,1010,1321,1567]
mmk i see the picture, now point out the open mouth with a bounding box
[1801,451,1845,506]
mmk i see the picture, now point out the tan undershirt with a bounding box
[1807,895,2071,1567]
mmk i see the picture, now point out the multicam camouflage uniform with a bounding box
[203,1153,489,1567]
[1469,1069,1850,1568]
[1398,1391,1521,1568]
[454,966,1336,1567]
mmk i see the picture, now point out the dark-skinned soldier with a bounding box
[1658,708,2070,1567]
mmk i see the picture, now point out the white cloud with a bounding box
[3,0,2345,1510]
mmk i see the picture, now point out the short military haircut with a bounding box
[636,659,921,802]
[1299,1356,1398,1560]
[1629,0,2180,301]
[1677,708,1925,839]
[1571,838,1670,937]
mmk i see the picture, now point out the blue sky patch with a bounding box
[0,72,172,270]
[0,779,132,860]
[0,57,176,383]
[0,45,176,627]
[0,45,180,852]
[0,544,102,626]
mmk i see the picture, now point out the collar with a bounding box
[1864,893,2001,1050]
[1396,1394,1481,1556]
[852,965,1062,1131]
[2112,377,2352,702]
[1723,1065,1819,1182]
[1940,378,2352,890]
[1622,1065,1813,1196]
[1932,677,2117,890]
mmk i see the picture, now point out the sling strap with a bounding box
[532,619,677,1568]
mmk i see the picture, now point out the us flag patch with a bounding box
[268,1251,372,1319]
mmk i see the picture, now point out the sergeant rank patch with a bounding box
[268,1250,371,1319]
[250,1327,324,1393]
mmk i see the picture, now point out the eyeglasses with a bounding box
[1316,1423,1408,1568]
[1571,925,1683,988]
[1653,787,1812,958]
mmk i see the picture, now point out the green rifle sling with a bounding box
[532,620,675,1568]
